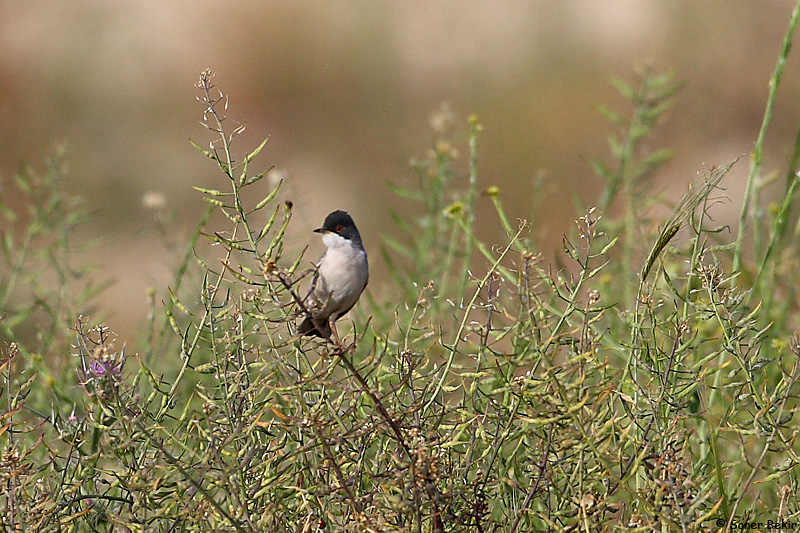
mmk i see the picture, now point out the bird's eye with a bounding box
[334,225,344,233]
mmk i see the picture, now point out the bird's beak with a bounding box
[313,227,326,234]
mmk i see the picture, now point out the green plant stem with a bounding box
[727,356,800,527]
[733,0,800,272]
[134,416,247,532]
[423,225,524,413]
[147,203,214,364]
[456,117,481,297]
[156,241,233,421]
[750,116,800,301]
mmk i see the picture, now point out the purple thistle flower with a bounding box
[88,361,108,378]
[87,360,123,380]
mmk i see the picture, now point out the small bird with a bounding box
[298,210,369,339]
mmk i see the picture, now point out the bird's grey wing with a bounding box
[332,276,368,319]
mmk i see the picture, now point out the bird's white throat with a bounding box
[322,232,351,250]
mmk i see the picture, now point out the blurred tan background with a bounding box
[1,1,799,341]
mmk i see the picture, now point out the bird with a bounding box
[298,210,369,339]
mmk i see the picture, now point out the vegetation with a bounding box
[3,4,800,530]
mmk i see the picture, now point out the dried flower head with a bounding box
[141,190,166,210]
[791,332,800,357]
[429,101,455,134]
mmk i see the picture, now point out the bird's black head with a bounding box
[314,210,362,244]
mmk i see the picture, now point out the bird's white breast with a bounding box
[314,234,368,320]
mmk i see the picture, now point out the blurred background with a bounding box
[1,1,799,341]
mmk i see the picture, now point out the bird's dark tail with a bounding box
[298,315,332,338]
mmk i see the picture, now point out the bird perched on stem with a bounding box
[298,210,369,339]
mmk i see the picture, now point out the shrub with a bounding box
[3,5,800,530]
